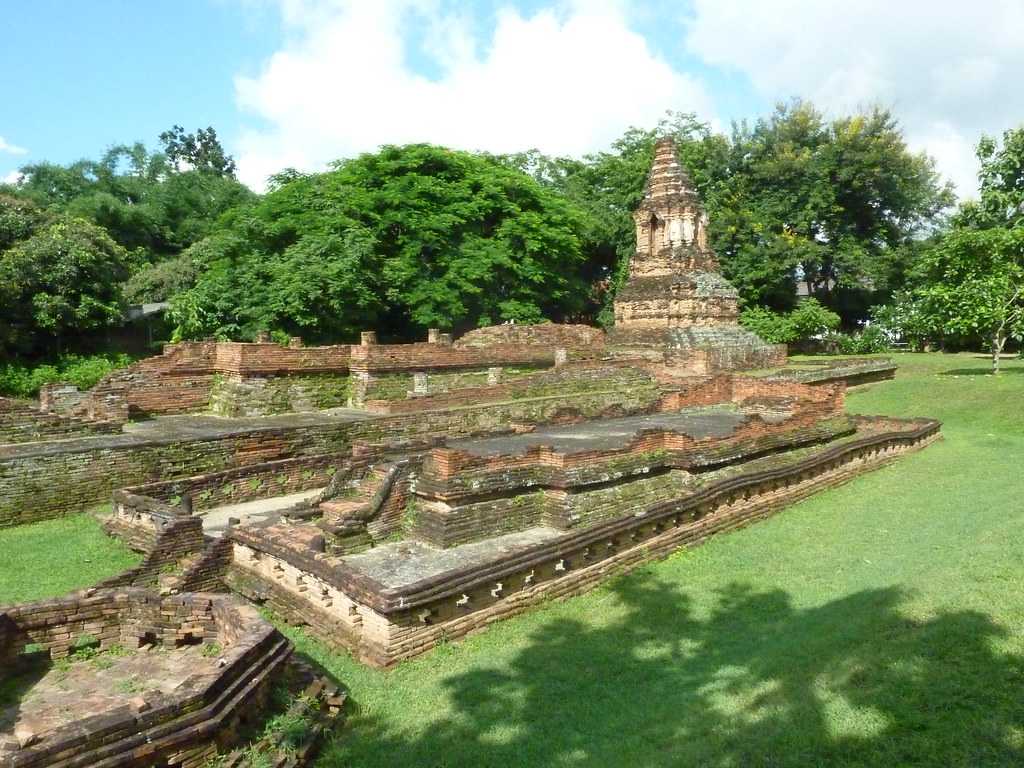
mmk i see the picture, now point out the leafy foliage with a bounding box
[739,298,840,345]
[8,143,252,260]
[0,352,136,397]
[900,127,1024,371]
[172,144,587,341]
[122,251,198,303]
[826,326,890,354]
[512,104,952,326]
[0,216,131,355]
[911,227,1024,370]
[158,125,237,177]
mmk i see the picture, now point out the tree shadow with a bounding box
[318,571,1024,767]
[937,367,1024,376]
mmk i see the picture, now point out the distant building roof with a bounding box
[126,302,170,320]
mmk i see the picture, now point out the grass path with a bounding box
[2,353,1022,766]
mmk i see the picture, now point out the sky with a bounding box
[3,0,1023,197]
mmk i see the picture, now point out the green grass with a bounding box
[4,353,1024,766]
[287,353,1024,768]
[0,511,140,603]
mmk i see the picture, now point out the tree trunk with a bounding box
[992,330,1006,375]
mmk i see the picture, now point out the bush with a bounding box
[0,353,136,398]
[739,298,841,345]
[827,326,890,354]
[738,305,793,343]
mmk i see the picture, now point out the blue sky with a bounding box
[0,1,281,173]
[3,0,1023,195]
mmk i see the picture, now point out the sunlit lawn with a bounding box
[0,507,139,604]
[3,353,1023,766]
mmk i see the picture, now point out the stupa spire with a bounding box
[642,136,700,205]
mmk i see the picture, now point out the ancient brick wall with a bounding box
[230,418,938,667]
[177,538,235,593]
[60,335,610,420]
[349,340,577,374]
[117,454,342,513]
[453,323,606,350]
[0,590,291,768]
[411,491,548,548]
[214,343,352,375]
[0,425,351,529]
[97,513,205,588]
[209,372,352,416]
[0,397,120,445]
[362,363,659,414]
[2,375,666,529]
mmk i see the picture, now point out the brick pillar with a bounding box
[554,348,568,367]
[361,331,378,346]
[288,336,303,348]
[352,371,374,406]
[487,367,503,385]
[255,331,271,343]
[427,328,441,343]
[413,372,429,395]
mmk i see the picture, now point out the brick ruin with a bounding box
[608,137,787,373]
[0,590,292,767]
[0,138,923,762]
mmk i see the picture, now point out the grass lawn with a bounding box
[2,353,1022,766]
[293,353,1024,768]
[0,510,139,603]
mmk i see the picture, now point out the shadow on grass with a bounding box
[937,367,1024,377]
[322,570,1024,768]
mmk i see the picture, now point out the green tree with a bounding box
[724,102,952,320]
[159,125,238,177]
[0,195,47,250]
[6,130,251,261]
[0,216,130,355]
[509,104,951,326]
[903,126,1024,372]
[122,251,199,304]
[172,144,587,342]
[911,227,1024,373]
[739,298,840,345]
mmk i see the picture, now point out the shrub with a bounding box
[0,353,136,398]
[827,326,890,354]
[738,305,793,343]
[739,298,840,345]
[787,299,841,341]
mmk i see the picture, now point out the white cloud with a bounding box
[684,0,1024,197]
[234,0,712,190]
[2,170,23,185]
[0,136,28,156]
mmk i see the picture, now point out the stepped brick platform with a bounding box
[0,590,292,768]
[222,409,938,666]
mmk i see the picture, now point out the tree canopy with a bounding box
[505,103,952,327]
[170,144,588,342]
[2,127,252,265]
[896,127,1024,372]
[0,105,981,358]
[0,204,130,356]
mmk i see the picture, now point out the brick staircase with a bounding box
[317,461,411,553]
